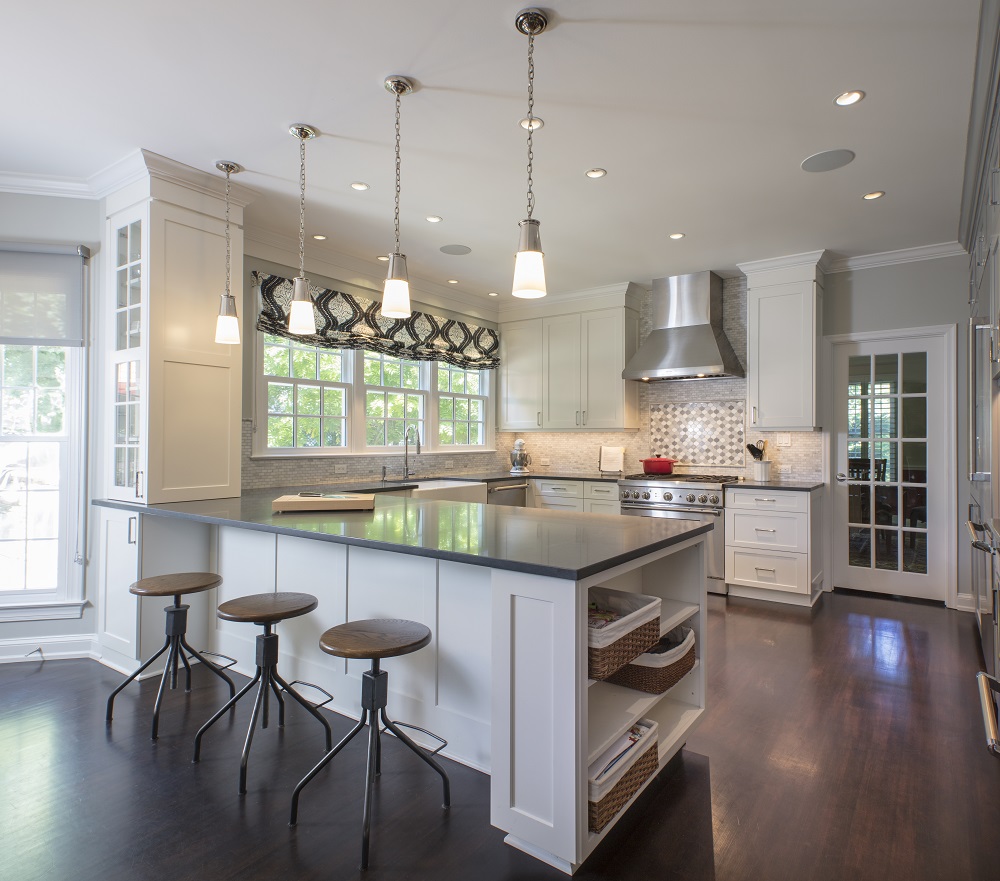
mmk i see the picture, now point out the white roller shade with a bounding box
[0,248,85,346]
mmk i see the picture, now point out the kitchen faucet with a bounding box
[403,425,420,478]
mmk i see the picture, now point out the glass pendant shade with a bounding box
[288,276,316,334]
[382,253,411,318]
[214,293,240,344]
[512,218,546,299]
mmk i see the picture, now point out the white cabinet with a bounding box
[102,155,246,503]
[497,285,641,432]
[740,253,825,431]
[724,487,823,606]
[498,318,543,430]
[532,478,621,514]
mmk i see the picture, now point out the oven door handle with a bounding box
[623,504,721,516]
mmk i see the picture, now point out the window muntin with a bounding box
[256,338,490,455]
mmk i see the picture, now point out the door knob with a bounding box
[836,473,847,482]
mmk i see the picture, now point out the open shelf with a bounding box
[587,662,700,764]
[659,598,699,635]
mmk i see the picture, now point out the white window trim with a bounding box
[0,346,86,611]
[252,336,494,458]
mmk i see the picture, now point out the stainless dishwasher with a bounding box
[485,477,529,507]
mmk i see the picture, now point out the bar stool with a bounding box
[193,592,333,795]
[289,618,451,869]
[106,572,236,740]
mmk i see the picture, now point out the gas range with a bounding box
[618,473,738,509]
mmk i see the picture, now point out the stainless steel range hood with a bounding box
[623,271,744,381]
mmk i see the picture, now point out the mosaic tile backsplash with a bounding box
[650,401,746,466]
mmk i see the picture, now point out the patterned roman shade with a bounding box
[255,273,500,370]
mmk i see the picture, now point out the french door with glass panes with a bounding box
[832,330,953,601]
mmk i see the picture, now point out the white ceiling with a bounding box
[1,1,981,306]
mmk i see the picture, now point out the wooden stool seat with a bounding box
[129,572,222,597]
[217,592,318,624]
[319,619,432,660]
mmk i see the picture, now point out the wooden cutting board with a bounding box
[272,493,376,513]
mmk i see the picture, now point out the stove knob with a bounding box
[698,494,708,503]
[620,490,628,500]
[686,493,696,503]
[642,491,651,500]
[632,491,641,499]
[664,492,673,501]
[709,494,719,505]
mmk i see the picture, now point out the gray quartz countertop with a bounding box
[727,479,825,492]
[94,487,710,581]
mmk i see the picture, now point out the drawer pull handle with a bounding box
[754,566,776,573]
[754,498,776,502]
[754,527,777,533]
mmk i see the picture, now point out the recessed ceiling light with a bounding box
[447,279,459,284]
[669,233,685,240]
[863,190,886,200]
[519,117,544,131]
[801,149,856,172]
[351,181,370,190]
[312,234,327,241]
[426,215,443,223]
[835,90,866,106]
[585,168,607,179]
[488,291,499,297]
[377,255,390,261]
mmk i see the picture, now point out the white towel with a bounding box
[599,446,625,472]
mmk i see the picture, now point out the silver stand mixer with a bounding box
[510,438,531,474]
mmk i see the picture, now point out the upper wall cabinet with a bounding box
[102,152,253,503]
[497,284,642,432]
[739,253,826,431]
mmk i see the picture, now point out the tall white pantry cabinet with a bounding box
[96,151,251,672]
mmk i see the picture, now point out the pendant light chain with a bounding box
[298,136,307,278]
[394,88,402,255]
[224,167,232,297]
[525,31,536,220]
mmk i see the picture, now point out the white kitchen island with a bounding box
[93,488,709,874]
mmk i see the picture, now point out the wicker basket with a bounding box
[606,626,696,694]
[588,719,659,833]
[588,587,661,680]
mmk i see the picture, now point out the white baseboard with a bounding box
[0,633,99,664]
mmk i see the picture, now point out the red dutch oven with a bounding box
[641,455,678,474]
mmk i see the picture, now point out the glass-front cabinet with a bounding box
[107,212,147,501]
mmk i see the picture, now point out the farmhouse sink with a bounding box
[384,479,487,503]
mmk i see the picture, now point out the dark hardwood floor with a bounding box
[2,590,998,881]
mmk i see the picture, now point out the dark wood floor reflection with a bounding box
[687,590,1000,881]
[2,590,998,881]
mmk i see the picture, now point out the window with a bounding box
[0,247,86,617]
[0,344,83,602]
[255,338,491,456]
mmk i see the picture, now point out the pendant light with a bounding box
[381,75,414,319]
[512,8,548,299]
[214,161,243,344]
[288,123,318,335]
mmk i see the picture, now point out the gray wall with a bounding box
[0,192,103,645]
[823,253,971,604]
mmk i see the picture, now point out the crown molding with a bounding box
[1,149,258,207]
[0,171,95,199]
[737,249,831,276]
[824,241,967,273]
[497,280,647,321]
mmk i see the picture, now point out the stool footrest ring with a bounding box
[285,679,334,709]
[380,721,447,756]
[198,650,238,671]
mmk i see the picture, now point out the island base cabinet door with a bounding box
[97,508,141,666]
[491,569,584,869]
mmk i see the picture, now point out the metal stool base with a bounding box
[192,625,333,794]
[106,596,236,740]
[289,658,451,870]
